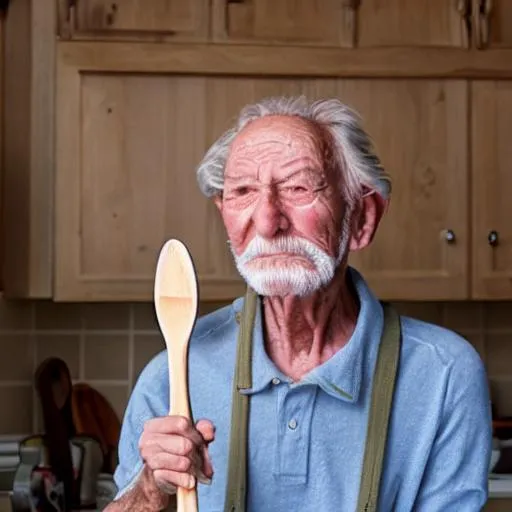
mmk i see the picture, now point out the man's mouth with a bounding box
[246,253,315,270]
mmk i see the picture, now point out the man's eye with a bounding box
[234,186,250,196]
[285,186,308,194]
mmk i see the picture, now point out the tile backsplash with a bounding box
[0,298,510,434]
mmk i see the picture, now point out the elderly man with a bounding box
[107,97,491,511]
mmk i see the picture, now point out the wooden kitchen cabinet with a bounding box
[212,0,356,47]
[471,80,512,299]
[58,0,209,42]
[3,0,512,302]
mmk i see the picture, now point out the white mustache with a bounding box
[236,235,336,285]
[239,235,323,261]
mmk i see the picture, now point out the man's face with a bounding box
[217,115,351,297]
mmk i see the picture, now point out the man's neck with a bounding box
[262,267,359,382]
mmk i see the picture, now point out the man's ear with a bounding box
[349,192,389,252]
[213,195,223,212]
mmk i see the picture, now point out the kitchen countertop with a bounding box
[489,475,512,498]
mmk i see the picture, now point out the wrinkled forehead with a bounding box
[228,115,329,165]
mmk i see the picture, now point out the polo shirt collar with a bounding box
[233,267,384,404]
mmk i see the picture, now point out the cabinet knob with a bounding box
[488,230,499,247]
[444,229,456,244]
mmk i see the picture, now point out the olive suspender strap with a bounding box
[224,292,401,512]
[356,303,401,512]
[224,288,257,512]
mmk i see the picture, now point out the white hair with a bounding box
[196,96,391,204]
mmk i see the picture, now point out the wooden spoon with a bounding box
[154,239,199,512]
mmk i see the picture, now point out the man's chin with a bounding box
[238,269,324,298]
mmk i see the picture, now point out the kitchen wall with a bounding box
[0,297,510,434]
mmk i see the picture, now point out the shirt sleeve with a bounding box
[413,348,492,511]
[113,351,170,500]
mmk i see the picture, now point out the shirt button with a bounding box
[272,377,281,385]
[288,419,298,430]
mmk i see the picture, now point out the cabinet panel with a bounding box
[207,77,469,300]
[56,72,244,300]
[212,0,356,47]
[336,80,469,299]
[56,44,468,301]
[357,0,469,48]
[472,81,512,299]
[59,0,209,41]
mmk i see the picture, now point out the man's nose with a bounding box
[252,190,289,239]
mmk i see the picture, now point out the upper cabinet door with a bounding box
[472,0,512,49]
[472,81,512,299]
[357,0,470,48]
[58,0,209,41]
[341,80,469,300]
[55,63,246,300]
[212,0,357,47]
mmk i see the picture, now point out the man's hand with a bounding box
[104,416,215,512]
[139,416,215,492]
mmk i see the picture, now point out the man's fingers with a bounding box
[154,469,196,491]
[145,451,195,473]
[144,417,204,444]
[142,434,204,466]
[195,420,215,479]
[196,419,215,443]
[139,418,205,449]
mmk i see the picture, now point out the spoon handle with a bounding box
[168,347,198,512]
[177,488,198,512]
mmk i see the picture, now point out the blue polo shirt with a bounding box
[114,269,492,511]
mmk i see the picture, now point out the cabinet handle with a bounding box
[456,0,471,48]
[106,3,118,26]
[473,0,493,49]
[444,229,456,244]
[58,0,76,39]
[488,230,499,247]
[341,0,360,47]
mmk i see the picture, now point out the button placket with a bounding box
[276,385,318,482]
